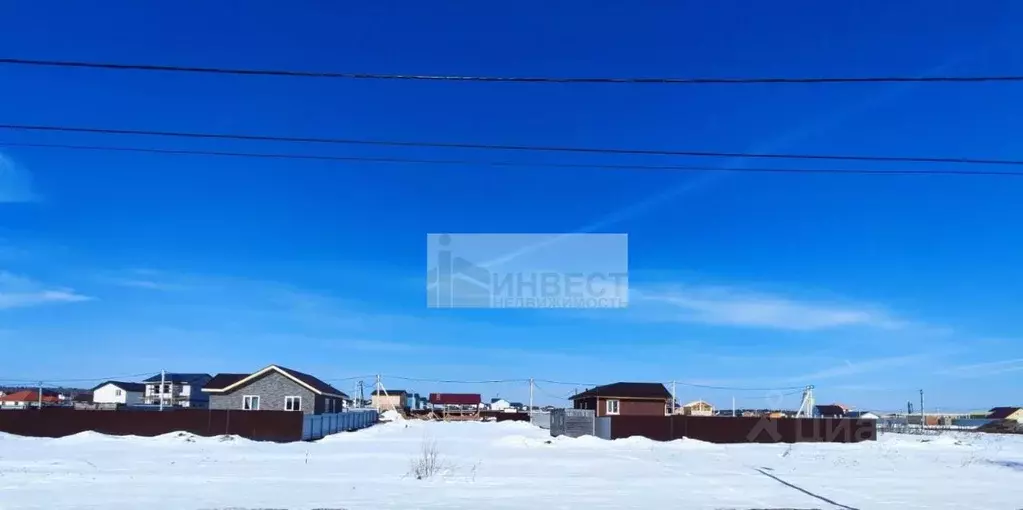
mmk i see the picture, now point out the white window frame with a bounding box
[606,399,620,415]
[285,396,302,412]
[242,395,260,411]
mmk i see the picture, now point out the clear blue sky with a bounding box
[1,1,1022,411]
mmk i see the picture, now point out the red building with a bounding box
[426,393,482,419]
[0,390,62,408]
[570,382,672,417]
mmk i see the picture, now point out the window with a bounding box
[285,396,302,412]
[242,395,260,411]
[115,389,123,396]
[606,399,620,415]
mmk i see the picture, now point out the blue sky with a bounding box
[2,1,1023,411]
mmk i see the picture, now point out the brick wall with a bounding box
[208,371,317,414]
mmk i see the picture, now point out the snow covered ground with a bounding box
[2,420,1022,509]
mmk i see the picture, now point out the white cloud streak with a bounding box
[0,153,37,203]
[633,285,906,331]
[786,354,930,383]
[0,272,92,309]
[942,358,1023,378]
[109,278,188,291]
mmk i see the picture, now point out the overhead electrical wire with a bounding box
[382,375,528,384]
[2,122,1023,169]
[5,141,1023,177]
[3,57,1023,85]
[0,371,159,384]
[672,381,807,392]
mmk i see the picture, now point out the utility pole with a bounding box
[919,389,925,433]
[375,374,399,416]
[357,380,365,407]
[732,396,736,418]
[528,378,534,425]
[671,380,677,415]
[37,381,43,408]
[159,369,166,411]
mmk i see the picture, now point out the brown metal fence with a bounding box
[610,415,876,443]
[0,408,304,442]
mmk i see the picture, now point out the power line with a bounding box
[4,57,1023,85]
[533,379,598,387]
[6,141,1023,178]
[673,381,807,392]
[320,375,375,382]
[0,371,158,384]
[531,382,576,400]
[382,375,528,384]
[534,378,805,393]
[3,122,1023,168]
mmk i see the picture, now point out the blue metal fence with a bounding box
[302,410,378,440]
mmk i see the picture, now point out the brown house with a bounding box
[570,382,672,417]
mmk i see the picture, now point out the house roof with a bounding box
[142,373,212,384]
[0,390,61,403]
[569,382,672,400]
[490,397,508,403]
[683,400,714,408]
[988,406,1023,419]
[91,381,146,393]
[846,411,879,418]
[429,393,481,405]
[371,389,408,396]
[202,373,249,390]
[201,365,349,398]
[815,404,848,415]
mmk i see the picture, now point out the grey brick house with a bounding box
[201,365,349,415]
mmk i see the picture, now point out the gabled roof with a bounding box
[203,373,249,390]
[429,393,481,405]
[988,406,1023,419]
[142,373,212,385]
[371,389,407,396]
[682,400,714,408]
[91,381,146,393]
[570,382,672,400]
[201,365,348,398]
[490,397,509,403]
[0,390,61,403]
[846,411,879,418]
[814,404,848,416]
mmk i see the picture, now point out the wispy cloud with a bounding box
[0,153,37,203]
[632,284,908,331]
[942,358,1023,378]
[786,353,931,383]
[98,269,190,292]
[0,272,92,309]
[109,278,188,291]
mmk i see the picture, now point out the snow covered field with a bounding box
[2,420,1022,509]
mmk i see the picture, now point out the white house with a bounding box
[142,373,213,408]
[489,398,511,411]
[846,411,880,420]
[91,381,145,406]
